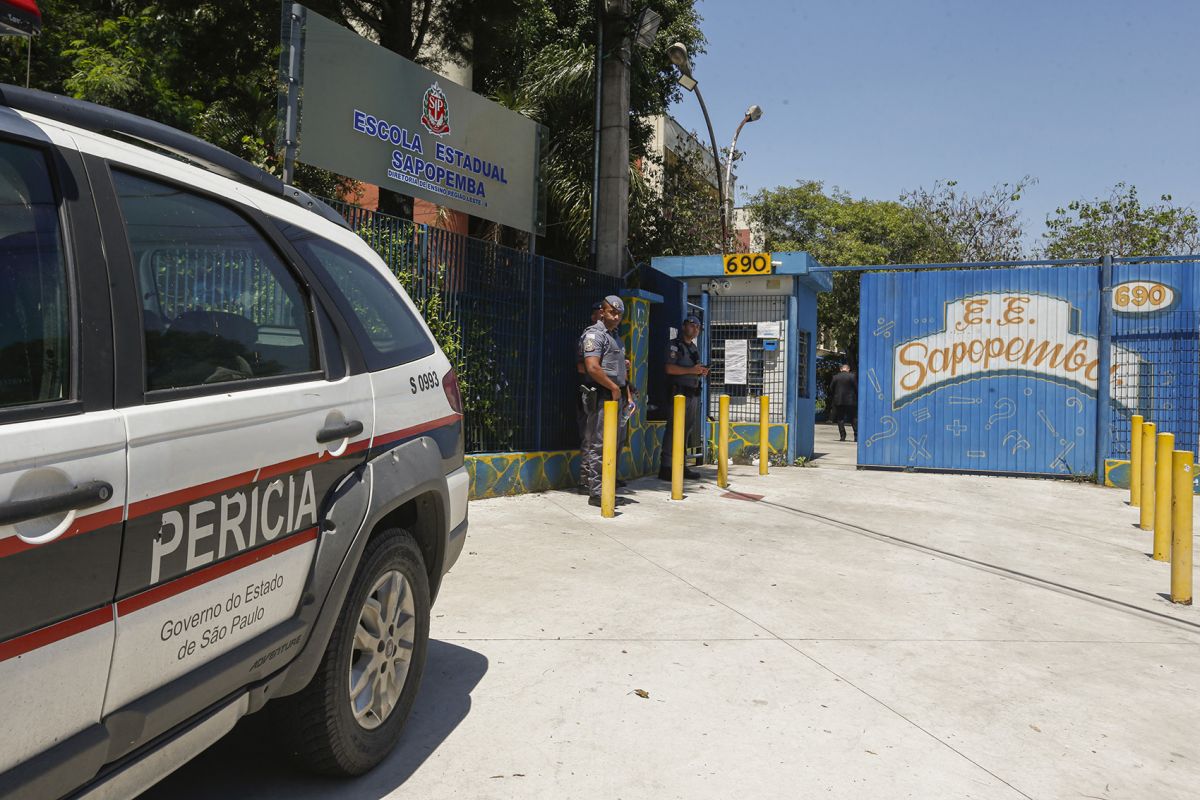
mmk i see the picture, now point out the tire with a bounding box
[275,529,430,776]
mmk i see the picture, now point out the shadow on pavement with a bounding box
[140,639,488,799]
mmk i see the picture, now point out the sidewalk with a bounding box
[146,454,1200,799]
[812,419,858,469]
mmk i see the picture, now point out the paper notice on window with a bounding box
[724,339,748,385]
[756,321,781,339]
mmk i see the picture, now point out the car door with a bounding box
[87,160,375,724]
[0,117,124,776]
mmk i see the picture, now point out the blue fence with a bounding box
[856,257,1200,477]
[1108,259,1200,460]
[325,199,622,454]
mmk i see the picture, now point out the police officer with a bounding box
[659,314,709,480]
[579,295,631,506]
[576,301,605,442]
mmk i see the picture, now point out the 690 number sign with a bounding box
[723,252,773,276]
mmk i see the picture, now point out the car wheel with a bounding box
[277,529,430,776]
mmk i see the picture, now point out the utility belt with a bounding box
[578,381,626,411]
[669,384,701,397]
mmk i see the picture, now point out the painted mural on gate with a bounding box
[859,262,1200,477]
[860,266,1105,476]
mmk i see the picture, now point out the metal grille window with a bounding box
[706,295,787,422]
[1108,262,1200,459]
[797,330,810,399]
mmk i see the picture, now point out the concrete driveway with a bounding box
[143,428,1200,799]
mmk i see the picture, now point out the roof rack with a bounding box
[0,83,349,230]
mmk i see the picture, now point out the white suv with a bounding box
[0,85,469,799]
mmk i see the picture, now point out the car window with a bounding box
[113,171,319,391]
[280,224,434,370]
[0,140,69,410]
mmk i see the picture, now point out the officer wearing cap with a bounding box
[576,301,605,441]
[579,295,631,506]
[659,314,708,480]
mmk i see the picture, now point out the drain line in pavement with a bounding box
[751,496,1200,636]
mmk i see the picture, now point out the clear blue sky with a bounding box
[667,0,1200,245]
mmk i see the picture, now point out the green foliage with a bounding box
[1,0,710,263]
[359,223,519,450]
[630,144,722,260]
[747,180,955,360]
[0,0,343,197]
[481,0,708,265]
[1041,183,1200,258]
[903,176,1034,263]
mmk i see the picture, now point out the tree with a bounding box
[0,0,343,196]
[747,180,955,362]
[630,144,721,260]
[478,0,707,265]
[903,176,1034,263]
[0,1,712,265]
[1041,183,1200,258]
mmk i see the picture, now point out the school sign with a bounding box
[290,6,544,234]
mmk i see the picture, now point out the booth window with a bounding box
[797,330,810,399]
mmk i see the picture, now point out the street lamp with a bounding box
[723,104,763,250]
[666,41,727,251]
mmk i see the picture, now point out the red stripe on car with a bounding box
[0,506,124,558]
[0,605,113,664]
[116,527,319,617]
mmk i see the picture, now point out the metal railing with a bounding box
[325,199,622,453]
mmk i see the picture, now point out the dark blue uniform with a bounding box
[659,332,702,475]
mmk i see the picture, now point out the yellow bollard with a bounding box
[601,400,617,518]
[1140,422,1156,531]
[759,395,769,476]
[1172,450,1193,604]
[1154,432,1174,561]
[671,394,685,501]
[718,395,730,489]
[1130,414,1143,507]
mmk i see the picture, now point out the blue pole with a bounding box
[786,290,800,465]
[534,255,545,451]
[1096,254,1114,483]
[700,291,711,465]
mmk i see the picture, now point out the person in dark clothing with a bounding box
[658,314,708,480]
[829,364,858,441]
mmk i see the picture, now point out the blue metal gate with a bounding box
[855,258,1200,477]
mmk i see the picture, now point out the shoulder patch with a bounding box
[583,333,600,353]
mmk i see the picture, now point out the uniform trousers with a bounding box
[659,391,700,470]
[580,394,627,497]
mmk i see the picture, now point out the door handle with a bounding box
[0,481,114,527]
[316,419,364,445]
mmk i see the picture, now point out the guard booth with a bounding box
[648,252,831,463]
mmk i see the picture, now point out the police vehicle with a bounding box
[0,85,469,799]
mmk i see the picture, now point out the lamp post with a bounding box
[724,104,762,250]
[666,42,726,252]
